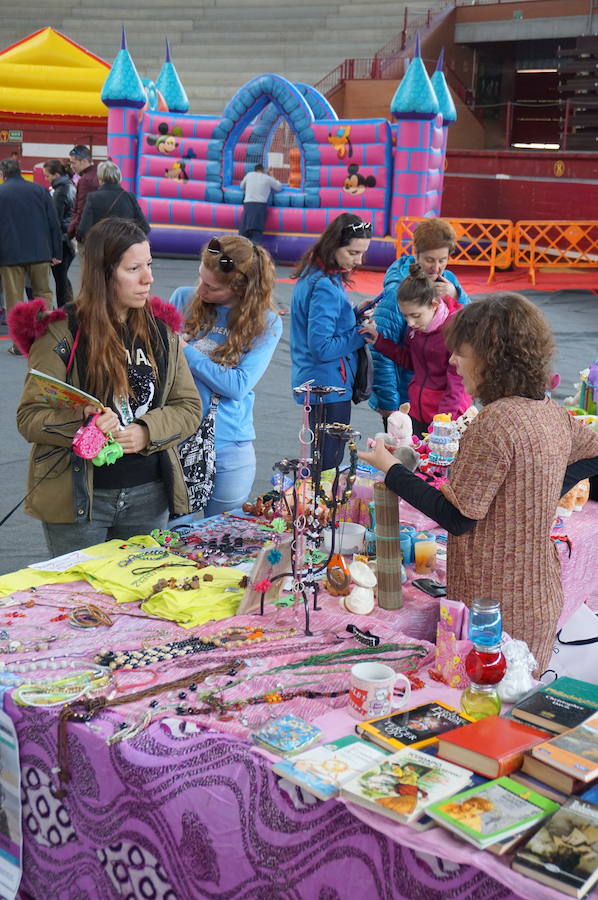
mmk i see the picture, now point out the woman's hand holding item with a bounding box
[433,277,457,301]
[115,423,149,454]
[179,334,189,349]
[359,319,379,343]
[83,405,121,434]
[357,436,399,474]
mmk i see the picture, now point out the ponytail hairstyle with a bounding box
[75,218,158,403]
[184,234,277,368]
[293,212,371,285]
[397,262,436,307]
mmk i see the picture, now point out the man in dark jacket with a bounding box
[43,160,76,307]
[67,144,99,240]
[0,158,62,354]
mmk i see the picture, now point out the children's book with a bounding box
[426,776,559,850]
[436,715,550,778]
[512,677,598,734]
[251,715,322,757]
[272,735,388,801]
[531,711,598,783]
[355,701,473,753]
[29,369,101,410]
[340,746,473,825]
[512,797,598,898]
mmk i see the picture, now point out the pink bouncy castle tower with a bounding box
[390,36,455,233]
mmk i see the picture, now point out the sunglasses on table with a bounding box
[207,237,236,272]
[343,220,372,237]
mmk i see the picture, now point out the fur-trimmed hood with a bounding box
[8,296,183,357]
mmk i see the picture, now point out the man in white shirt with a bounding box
[239,163,283,243]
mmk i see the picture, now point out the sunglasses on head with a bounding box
[344,220,372,237]
[207,237,236,272]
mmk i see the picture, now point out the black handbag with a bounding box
[352,343,374,405]
[177,394,219,512]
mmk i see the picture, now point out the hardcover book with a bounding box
[512,797,598,897]
[436,716,550,778]
[509,769,569,805]
[251,715,322,757]
[29,369,101,410]
[355,701,473,753]
[521,753,584,796]
[272,735,388,801]
[427,776,560,849]
[512,677,598,734]
[531,712,598,783]
[340,746,473,825]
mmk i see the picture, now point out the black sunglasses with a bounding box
[207,237,235,272]
[344,220,372,237]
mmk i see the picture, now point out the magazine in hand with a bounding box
[29,369,101,410]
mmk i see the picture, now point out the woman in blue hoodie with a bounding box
[369,218,470,429]
[290,213,370,470]
[170,235,282,516]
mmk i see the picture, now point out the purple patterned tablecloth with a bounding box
[9,697,524,900]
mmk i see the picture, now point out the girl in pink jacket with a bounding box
[361,263,471,436]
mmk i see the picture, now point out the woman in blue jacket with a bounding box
[291,213,370,470]
[170,235,282,517]
[369,218,470,428]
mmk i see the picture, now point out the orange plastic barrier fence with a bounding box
[515,221,598,286]
[396,218,514,282]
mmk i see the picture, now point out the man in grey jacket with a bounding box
[0,158,62,354]
[239,163,282,243]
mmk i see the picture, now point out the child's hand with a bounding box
[358,437,399,474]
[359,319,379,343]
[433,277,457,301]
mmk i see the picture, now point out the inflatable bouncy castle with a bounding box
[102,34,456,266]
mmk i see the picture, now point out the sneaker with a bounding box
[7,344,22,356]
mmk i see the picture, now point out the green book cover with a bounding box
[513,677,598,733]
[426,776,560,849]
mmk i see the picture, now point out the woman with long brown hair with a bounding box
[13,218,201,556]
[169,234,282,516]
[358,293,598,673]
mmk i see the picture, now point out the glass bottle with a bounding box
[461,599,506,721]
[468,598,502,648]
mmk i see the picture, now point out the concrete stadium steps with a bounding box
[2,0,433,115]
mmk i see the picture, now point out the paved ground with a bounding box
[1,254,596,574]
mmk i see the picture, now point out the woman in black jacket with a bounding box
[76,160,150,243]
[43,160,76,307]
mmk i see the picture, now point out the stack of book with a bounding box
[265,679,598,897]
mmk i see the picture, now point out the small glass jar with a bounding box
[468,598,502,648]
[465,645,507,685]
[461,683,502,720]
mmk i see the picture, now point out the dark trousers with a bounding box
[309,400,352,471]
[239,202,267,243]
[51,243,75,307]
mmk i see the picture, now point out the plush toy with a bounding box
[371,402,420,471]
[557,479,590,518]
[564,361,598,415]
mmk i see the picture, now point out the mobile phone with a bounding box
[355,295,382,320]
[411,578,446,597]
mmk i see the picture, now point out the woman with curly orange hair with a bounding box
[358,293,598,672]
[169,235,282,516]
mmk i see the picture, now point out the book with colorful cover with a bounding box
[426,776,560,849]
[522,753,584,796]
[355,701,474,753]
[272,735,388,801]
[436,715,550,778]
[29,369,101,410]
[531,711,598,783]
[340,746,473,825]
[251,715,322,757]
[512,797,598,898]
[512,677,598,734]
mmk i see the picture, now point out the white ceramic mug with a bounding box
[347,661,412,720]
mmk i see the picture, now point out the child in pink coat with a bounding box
[360,263,471,436]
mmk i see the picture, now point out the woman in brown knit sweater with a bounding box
[359,293,598,673]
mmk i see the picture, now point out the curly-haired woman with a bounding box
[358,293,598,672]
[169,235,282,516]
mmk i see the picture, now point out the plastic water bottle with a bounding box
[468,598,502,648]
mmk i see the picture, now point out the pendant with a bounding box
[325,553,351,596]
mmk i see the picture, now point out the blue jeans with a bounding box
[171,441,256,525]
[42,481,170,557]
